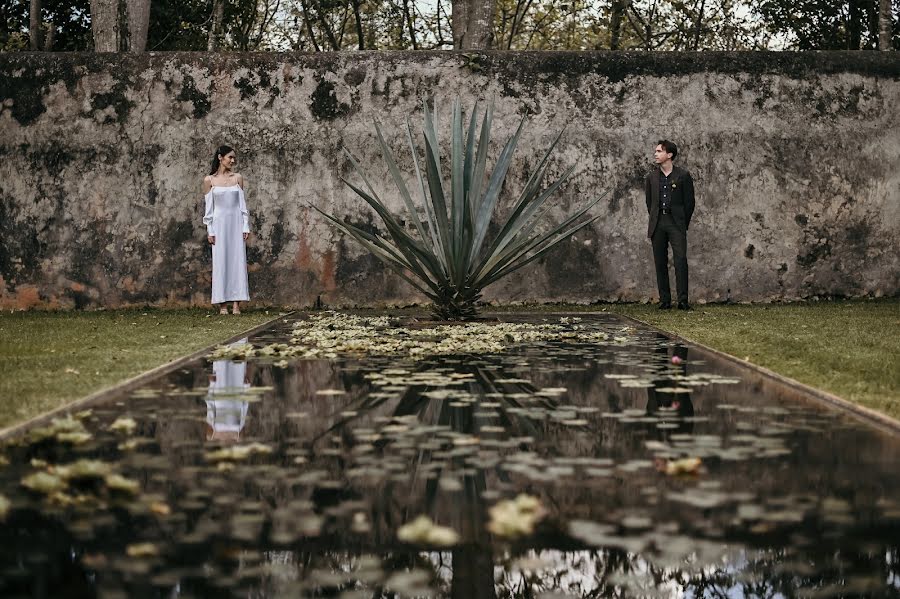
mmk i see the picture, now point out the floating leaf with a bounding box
[109,417,138,434]
[125,543,159,557]
[397,515,460,547]
[105,474,140,495]
[487,494,545,539]
[206,443,273,462]
[384,569,433,596]
[56,459,113,480]
[22,471,66,495]
[150,501,171,516]
[351,512,371,534]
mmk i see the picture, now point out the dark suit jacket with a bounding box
[645,166,696,238]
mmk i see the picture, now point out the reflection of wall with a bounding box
[240,359,375,441]
[2,53,899,309]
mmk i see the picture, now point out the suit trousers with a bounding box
[651,213,688,305]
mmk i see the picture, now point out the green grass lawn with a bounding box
[0,308,278,430]
[608,299,900,420]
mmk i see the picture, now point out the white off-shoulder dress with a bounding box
[203,185,250,304]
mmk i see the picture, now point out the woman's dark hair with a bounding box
[209,145,235,175]
[657,139,678,160]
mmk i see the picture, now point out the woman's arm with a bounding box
[203,176,215,244]
[237,174,250,239]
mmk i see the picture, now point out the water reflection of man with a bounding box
[205,338,251,442]
[646,344,694,437]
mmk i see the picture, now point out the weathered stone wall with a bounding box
[1,51,898,309]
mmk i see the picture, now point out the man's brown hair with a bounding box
[657,139,678,160]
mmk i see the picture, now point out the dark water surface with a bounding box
[1,313,899,598]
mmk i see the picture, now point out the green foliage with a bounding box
[0,0,91,51]
[147,0,213,50]
[5,0,898,52]
[753,0,898,50]
[316,100,605,320]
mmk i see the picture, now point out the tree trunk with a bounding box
[609,0,625,49]
[310,0,340,49]
[466,0,496,48]
[44,23,55,49]
[848,0,862,49]
[451,0,468,48]
[403,0,417,49]
[351,0,364,49]
[298,0,320,51]
[208,0,225,50]
[880,0,893,50]
[29,0,43,49]
[126,0,150,52]
[692,0,705,50]
[90,0,120,51]
[452,0,496,49]
[450,545,497,599]
[436,0,449,47]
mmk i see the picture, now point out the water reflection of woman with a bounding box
[646,344,694,436]
[205,338,251,442]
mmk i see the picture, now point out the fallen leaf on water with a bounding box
[206,443,272,462]
[660,457,703,476]
[487,494,546,539]
[56,432,92,444]
[150,501,171,516]
[21,471,66,495]
[397,515,460,547]
[81,553,107,568]
[109,417,138,434]
[126,543,159,557]
[351,512,371,534]
[105,474,140,495]
[56,459,112,480]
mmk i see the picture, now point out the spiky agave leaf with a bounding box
[322,99,604,320]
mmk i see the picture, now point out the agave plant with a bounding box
[316,99,606,320]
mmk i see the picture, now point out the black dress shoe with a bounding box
[677,302,691,311]
[658,302,672,310]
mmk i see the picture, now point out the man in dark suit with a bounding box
[645,140,695,310]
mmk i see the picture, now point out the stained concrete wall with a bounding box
[1,51,898,309]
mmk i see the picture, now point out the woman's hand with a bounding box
[243,232,249,241]
[208,235,215,244]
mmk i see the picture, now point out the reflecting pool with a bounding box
[1,313,898,598]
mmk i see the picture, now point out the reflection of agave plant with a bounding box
[316,99,605,320]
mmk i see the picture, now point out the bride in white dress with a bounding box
[203,145,250,315]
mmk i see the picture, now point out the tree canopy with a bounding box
[4,0,898,52]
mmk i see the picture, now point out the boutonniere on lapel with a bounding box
[671,182,677,189]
